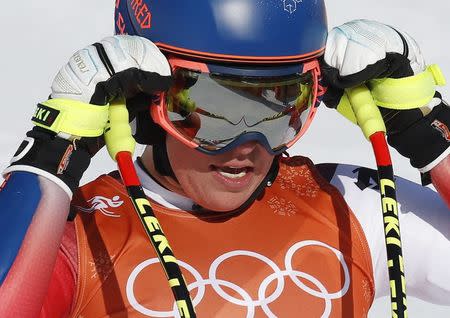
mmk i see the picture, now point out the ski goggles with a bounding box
[151,58,322,155]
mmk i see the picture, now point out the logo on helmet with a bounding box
[130,0,152,29]
[116,12,126,34]
[283,0,303,14]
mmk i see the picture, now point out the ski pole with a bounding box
[104,99,196,318]
[345,85,407,318]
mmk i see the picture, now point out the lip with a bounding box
[213,160,254,169]
[210,164,254,191]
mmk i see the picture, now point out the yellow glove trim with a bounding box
[32,99,109,137]
[345,85,386,140]
[368,64,446,110]
[105,99,136,161]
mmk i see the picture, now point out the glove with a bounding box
[321,19,449,181]
[4,35,172,196]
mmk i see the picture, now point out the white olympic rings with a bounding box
[126,240,350,317]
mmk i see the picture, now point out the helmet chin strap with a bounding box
[152,140,178,181]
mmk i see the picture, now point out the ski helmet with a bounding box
[115,0,328,155]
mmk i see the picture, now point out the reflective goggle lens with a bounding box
[163,68,316,154]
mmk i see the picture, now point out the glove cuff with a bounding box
[387,102,450,173]
[3,127,91,197]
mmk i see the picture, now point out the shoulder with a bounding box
[311,161,447,225]
[276,156,362,226]
[75,172,124,197]
[70,172,127,217]
[312,162,444,211]
[277,156,350,200]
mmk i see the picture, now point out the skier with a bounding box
[0,1,449,317]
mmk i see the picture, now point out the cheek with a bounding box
[254,150,275,175]
[166,135,211,189]
[166,142,219,208]
[166,137,209,173]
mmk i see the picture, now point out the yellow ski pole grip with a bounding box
[104,99,136,161]
[345,85,386,140]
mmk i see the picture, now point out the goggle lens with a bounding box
[161,68,316,154]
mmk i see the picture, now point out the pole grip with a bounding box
[104,99,136,161]
[345,85,386,139]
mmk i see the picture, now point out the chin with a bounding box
[195,191,253,212]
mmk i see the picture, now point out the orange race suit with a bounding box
[44,156,375,317]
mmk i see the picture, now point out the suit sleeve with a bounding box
[316,163,450,305]
[0,172,73,317]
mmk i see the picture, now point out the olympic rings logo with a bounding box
[126,240,350,318]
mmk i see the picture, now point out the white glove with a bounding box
[51,35,172,105]
[5,35,173,196]
[324,19,426,78]
[322,19,449,177]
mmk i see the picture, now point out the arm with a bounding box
[322,20,450,208]
[431,154,450,209]
[0,173,71,317]
[0,35,172,316]
[321,163,450,305]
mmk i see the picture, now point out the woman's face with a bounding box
[164,134,275,212]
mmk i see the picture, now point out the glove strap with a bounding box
[335,64,446,128]
[368,64,446,109]
[32,99,109,137]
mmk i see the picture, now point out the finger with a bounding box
[100,36,171,78]
[90,68,173,105]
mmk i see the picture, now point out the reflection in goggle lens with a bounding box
[165,69,314,153]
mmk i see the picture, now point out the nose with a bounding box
[229,141,259,158]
